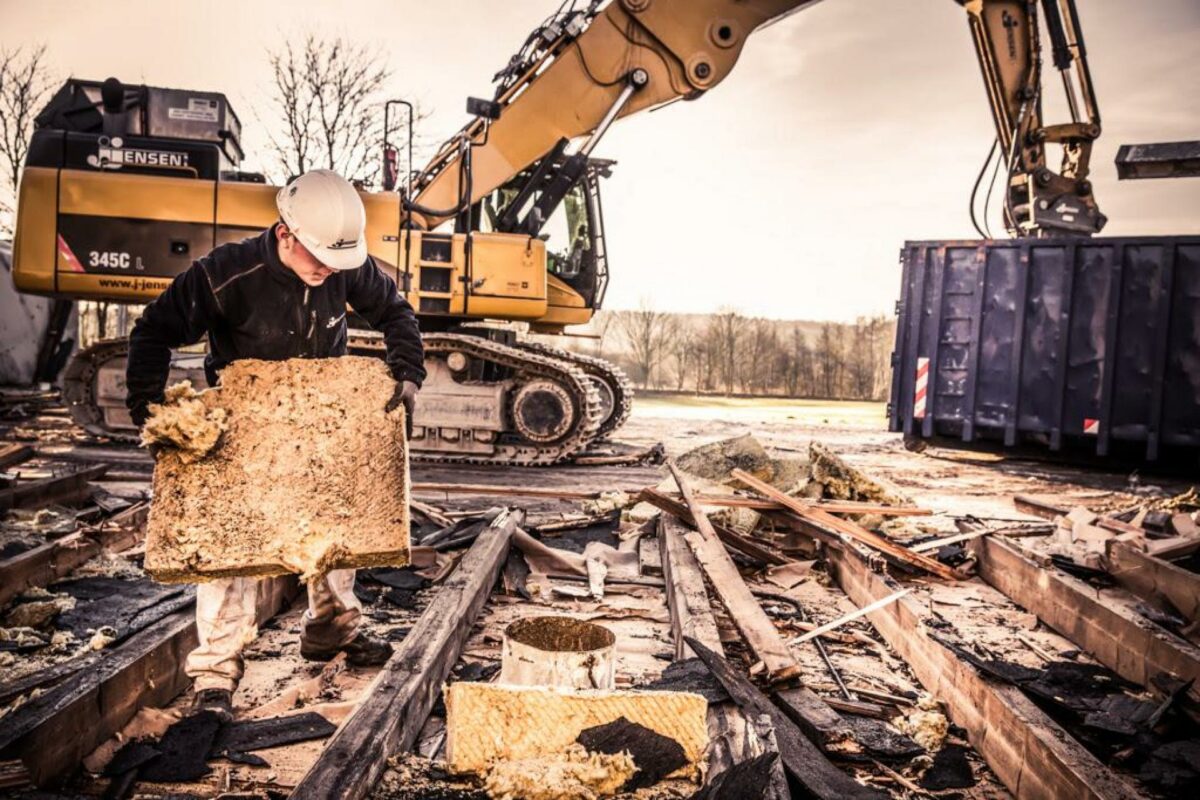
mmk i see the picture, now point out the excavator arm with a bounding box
[409,0,1104,238]
[960,0,1104,235]
[407,0,825,231]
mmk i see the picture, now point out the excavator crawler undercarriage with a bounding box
[62,329,629,465]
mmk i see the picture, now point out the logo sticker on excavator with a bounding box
[86,136,189,171]
[57,234,86,273]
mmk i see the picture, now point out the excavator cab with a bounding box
[480,157,612,312]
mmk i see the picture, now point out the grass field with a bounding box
[631,392,888,429]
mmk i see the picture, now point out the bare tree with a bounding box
[669,320,698,391]
[708,308,746,396]
[591,310,616,359]
[0,45,53,236]
[614,300,675,388]
[263,35,426,187]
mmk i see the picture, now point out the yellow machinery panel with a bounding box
[11,165,560,326]
[12,167,58,294]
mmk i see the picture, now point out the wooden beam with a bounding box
[640,488,789,566]
[732,469,962,582]
[911,529,993,553]
[0,465,109,512]
[0,443,33,470]
[0,502,149,608]
[658,515,723,660]
[686,638,884,800]
[666,464,801,683]
[1146,536,1200,561]
[409,499,455,528]
[291,510,516,800]
[972,536,1200,706]
[1012,494,1069,520]
[684,493,931,517]
[0,577,295,787]
[412,481,643,501]
[1107,540,1200,624]
[1012,495,1146,537]
[827,547,1144,800]
[772,688,856,753]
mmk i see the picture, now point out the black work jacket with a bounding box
[126,224,425,425]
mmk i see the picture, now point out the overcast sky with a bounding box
[3,0,1197,321]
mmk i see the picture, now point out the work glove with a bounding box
[385,380,419,440]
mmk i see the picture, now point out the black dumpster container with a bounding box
[889,237,1200,469]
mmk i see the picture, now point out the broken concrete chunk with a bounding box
[809,442,912,506]
[676,434,774,485]
[444,683,708,780]
[145,357,410,583]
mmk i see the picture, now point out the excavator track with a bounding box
[62,338,209,443]
[62,332,606,466]
[512,340,633,441]
[352,331,605,466]
[62,338,139,443]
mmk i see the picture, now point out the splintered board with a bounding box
[145,357,409,582]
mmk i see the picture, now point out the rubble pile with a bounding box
[3,377,1198,800]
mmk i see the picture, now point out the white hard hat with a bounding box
[275,169,368,271]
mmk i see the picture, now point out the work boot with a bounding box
[191,688,234,721]
[301,632,393,667]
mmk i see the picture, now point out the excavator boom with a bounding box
[960,0,1104,235]
[409,0,825,230]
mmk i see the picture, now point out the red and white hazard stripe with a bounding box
[913,357,930,419]
[1083,418,1100,435]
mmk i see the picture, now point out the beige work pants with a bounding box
[185,569,362,693]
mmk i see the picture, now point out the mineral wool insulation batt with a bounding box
[144,356,410,582]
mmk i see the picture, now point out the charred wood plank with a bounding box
[0,465,109,512]
[1012,494,1069,520]
[733,469,962,581]
[0,444,34,471]
[412,480,644,501]
[666,464,800,683]
[0,502,149,608]
[686,637,883,800]
[828,546,1144,800]
[658,515,723,660]
[1107,540,1200,624]
[0,577,295,787]
[772,687,856,753]
[971,535,1200,707]
[641,487,790,567]
[291,510,516,800]
[683,493,931,517]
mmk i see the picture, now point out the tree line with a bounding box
[574,307,895,402]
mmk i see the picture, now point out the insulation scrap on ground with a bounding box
[483,744,637,800]
[810,441,912,505]
[144,357,410,583]
[892,694,949,752]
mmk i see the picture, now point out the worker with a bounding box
[125,169,425,719]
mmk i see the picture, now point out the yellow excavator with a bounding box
[11,0,1104,464]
